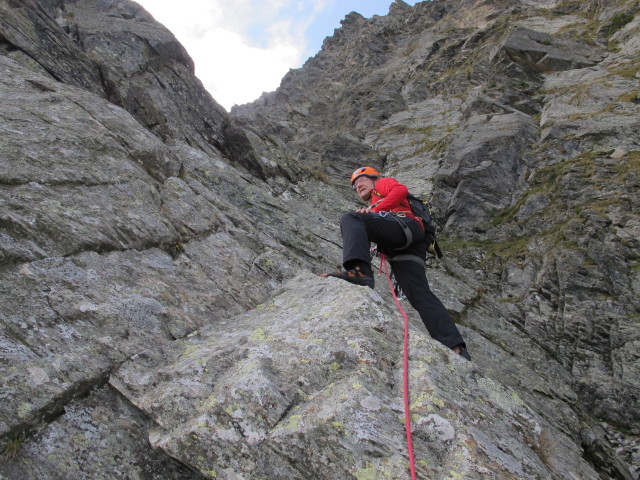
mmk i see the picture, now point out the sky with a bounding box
[134,0,421,111]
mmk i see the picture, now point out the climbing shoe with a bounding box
[456,346,471,361]
[322,266,375,289]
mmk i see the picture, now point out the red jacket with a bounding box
[369,178,424,230]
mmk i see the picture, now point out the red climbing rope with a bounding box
[378,253,417,480]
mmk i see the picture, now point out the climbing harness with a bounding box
[373,190,444,259]
[390,213,414,250]
[378,211,414,250]
[378,253,417,480]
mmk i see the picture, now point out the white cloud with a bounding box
[192,26,301,109]
[135,0,323,110]
[133,1,416,110]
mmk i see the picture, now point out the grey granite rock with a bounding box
[1,0,638,478]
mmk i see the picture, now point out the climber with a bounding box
[322,166,471,360]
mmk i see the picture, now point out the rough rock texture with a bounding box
[1,0,639,479]
[234,0,640,437]
[107,272,613,480]
[232,0,640,476]
[42,0,229,153]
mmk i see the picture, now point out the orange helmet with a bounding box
[350,166,380,186]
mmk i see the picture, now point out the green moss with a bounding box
[617,91,640,103]
[1,434,25,462]
[410,390,445,410]
[354,462,392,480]
[489,184,546,226]
[606,12,634,36]
[16,402,32,419]
[251,327,267,341]
[301,164,330,184]
[198,395,219,412]
[497,296,525,304]
[442,234,531,264]
[454,149,640,269]
[331,421,345,430]
[552,0,581,11]
[380,124,436,136]
[180,343,203,359]
[281,414,302,431]
[494,151,637,225]
[566,101,628,121]
[465,66,473,80]
[606,58,640,80]
[413,135,452,157]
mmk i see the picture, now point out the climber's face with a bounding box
[354,176,375,201]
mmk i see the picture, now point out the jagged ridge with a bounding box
[0,0,638,478]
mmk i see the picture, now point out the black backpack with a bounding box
[406,193,443,258]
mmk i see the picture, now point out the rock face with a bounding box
[0,0,638,479]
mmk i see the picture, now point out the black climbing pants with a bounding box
[340,211,424,267]
[339,211,465,349]
[389,259,465,349]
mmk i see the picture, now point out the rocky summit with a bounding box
[1,0,639,479]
